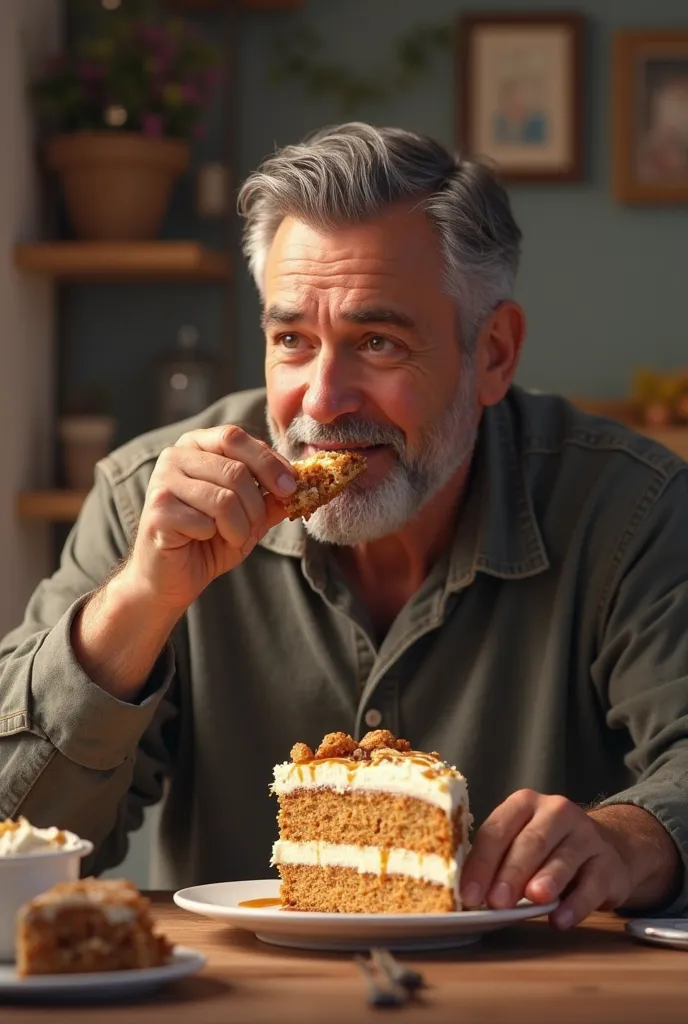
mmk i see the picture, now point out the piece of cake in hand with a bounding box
[270,730,471,913]
[16,878,172,976]
[280,450,367,521]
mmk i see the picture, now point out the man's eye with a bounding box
[278,334,301,350]
[366,336,396,354]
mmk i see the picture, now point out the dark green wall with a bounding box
[63,0,688,447]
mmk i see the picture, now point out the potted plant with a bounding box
[33,6,220,241]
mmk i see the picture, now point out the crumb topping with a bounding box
[290,730,435,764]
[281,450,367,522]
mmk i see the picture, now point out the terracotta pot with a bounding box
[58,415,117,490]
[46,132,189,241]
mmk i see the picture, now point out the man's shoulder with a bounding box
[511,385,685,482]
[97,387,269,502]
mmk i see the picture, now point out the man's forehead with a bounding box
[264,212,443,292]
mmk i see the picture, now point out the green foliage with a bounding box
[268,22,452,115]
[32,2,221,140]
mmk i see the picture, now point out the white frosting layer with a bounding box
[0,817,83,856]
[272,757,468,817]
[272,840,463,902]
[34,900,136,925]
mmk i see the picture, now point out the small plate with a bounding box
[626,918,688,950]
[0,947,206,1003]
[174,879,558,952]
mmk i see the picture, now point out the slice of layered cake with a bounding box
[16,879,172,975]
[271,730,471,913]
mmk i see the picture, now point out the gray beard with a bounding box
[267,366,477,546]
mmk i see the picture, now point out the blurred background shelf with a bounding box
[17,409,688,523]
[570,397,688,461]
[17,490,89,523]
[168,1,302,8]
[14,242,230,282]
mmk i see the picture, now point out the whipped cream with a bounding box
[271,839,463,905]
[272,755,469,818]
[0,817,83,856]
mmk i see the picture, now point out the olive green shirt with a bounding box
[1,386,688,908]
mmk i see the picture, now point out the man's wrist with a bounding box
[106,564,183,636]
[72,567,181,701]
[589,804,683,910]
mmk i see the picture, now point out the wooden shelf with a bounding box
[18,412,688,525]
[17,490,90,523]
[14,242,230,282]
[167,0,301,9]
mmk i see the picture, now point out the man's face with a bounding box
[263,204,478,545]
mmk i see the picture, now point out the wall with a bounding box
[65,0,688,441]
[236,0,688,397]
[0,0,60,636]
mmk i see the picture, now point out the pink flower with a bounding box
[46,54,69,76]
[204,67,221,91]
[78,60,105,82]
[180,81,200,105]
[142,113,163,138]
[137,24,166,49]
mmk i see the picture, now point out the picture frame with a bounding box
[457,13,584,183]
[612,30,688,203]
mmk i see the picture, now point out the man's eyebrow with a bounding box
[260,305,416,331]
[260,305,303,331]
[340,307,416,330]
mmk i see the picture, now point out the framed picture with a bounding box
[612,31,688,203]
[457,13,584,182]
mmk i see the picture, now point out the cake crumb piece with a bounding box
[359,729,398,752]
[290,743,314,764]
[314,732,358,759]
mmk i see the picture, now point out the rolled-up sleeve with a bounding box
[592,469,688,913]
[0,464,176,871]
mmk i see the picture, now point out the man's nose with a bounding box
[301,350,362,424]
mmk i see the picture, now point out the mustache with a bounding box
[283,414,406,457]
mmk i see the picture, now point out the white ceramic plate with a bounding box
[174,879,558,952]
[626,918,688,950]
[0,946,206,1003]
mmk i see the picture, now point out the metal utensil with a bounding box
[354,954,407,1007]
[371,947,425,992]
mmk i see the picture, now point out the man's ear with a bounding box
[474,301,526,408]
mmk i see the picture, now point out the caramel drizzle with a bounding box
[289,751,454,780]
[238,897,283,909]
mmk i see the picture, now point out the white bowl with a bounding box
[0,840,93,961]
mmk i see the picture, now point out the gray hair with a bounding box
[237,122,522,349]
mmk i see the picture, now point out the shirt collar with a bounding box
[444,393,549,591]
[258,390,550,585]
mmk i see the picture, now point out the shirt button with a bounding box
[364,708,382,728]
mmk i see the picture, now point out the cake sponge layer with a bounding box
[278,788,464,855]
[279,863,456,913]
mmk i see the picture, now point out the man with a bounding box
[0,124,686,929]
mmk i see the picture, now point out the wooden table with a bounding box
[6,894,688,1023]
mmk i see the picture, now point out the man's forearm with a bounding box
[72,569,182,702]
[589,804,683,910]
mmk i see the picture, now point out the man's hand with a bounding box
[123,425,298,613]
[460,790,682,929]
[72,426,297,701]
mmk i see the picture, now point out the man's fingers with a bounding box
[486,798,582,908]
[522,827,599,906]
[174,425,297,498]
[461,790,539,908]
[164,476,253,548]
[549,855,611,930]
[148,495,218,547]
